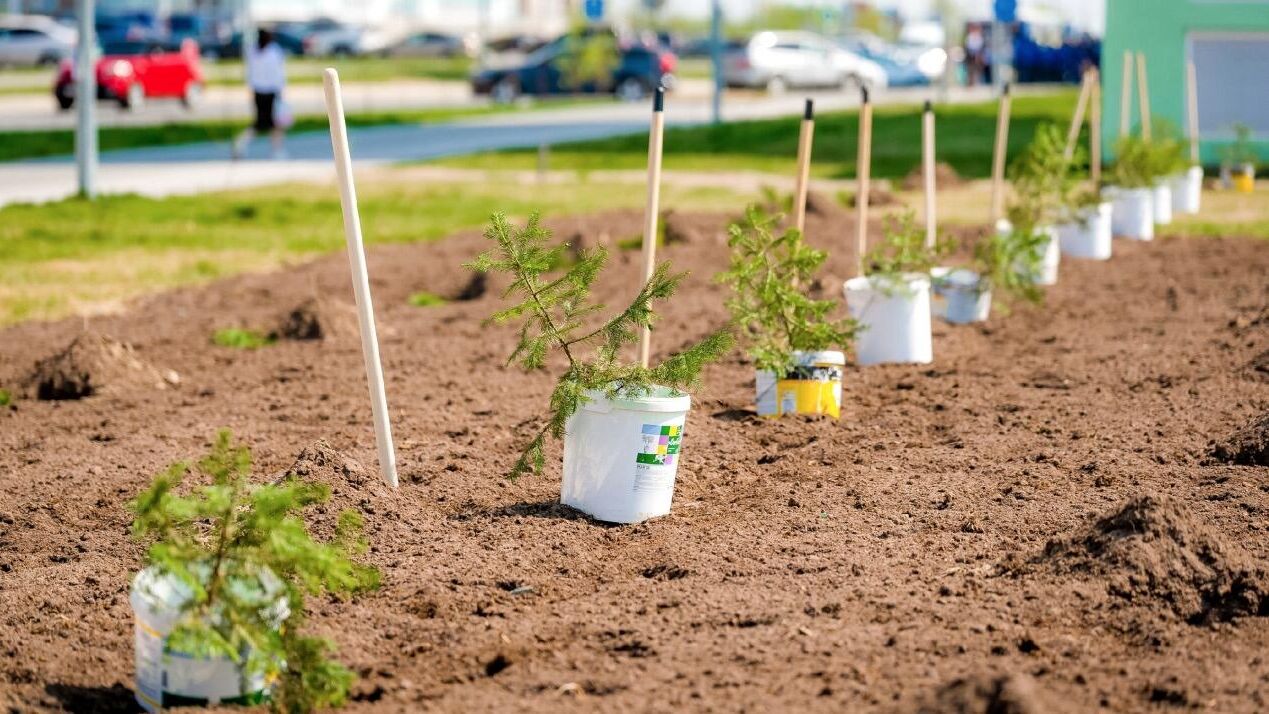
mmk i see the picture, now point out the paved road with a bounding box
[0,84,1006,207]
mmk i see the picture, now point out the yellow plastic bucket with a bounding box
[755,350,845,418]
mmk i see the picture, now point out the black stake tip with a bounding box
[1003,81,1012,96]
[861,85,870,104]
[653,87,664,112]
[804,98,814,120]
[924,100,933,113]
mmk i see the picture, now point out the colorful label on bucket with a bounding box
[633,423,683,494]
[134,618,268,713]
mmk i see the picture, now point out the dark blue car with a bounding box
[472,32,676,103]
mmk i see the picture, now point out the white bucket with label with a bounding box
[1109,187,1154,240]
[1169,166,1202,214]
[131,566,287,712]
[562,386,690,524]
[1152,181,1173,225]
[934,268,991,324]
[754,350,845,418]
[1057,202,1113,260]
[843,273,932,366]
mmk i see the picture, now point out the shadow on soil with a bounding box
[44,682,138,713]
[472,499,624,528]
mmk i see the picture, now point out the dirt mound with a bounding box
[1246,350,1269,381]
[453,271,488,301]
[662,209,705,244]
[1209,412,1269,466]
[847,187,901,208]
[273,297,360,341]
[283,439,369,488]
[901,162,965,191]
[804,191,845,218]
[912,673,1063,714]
[25,331,178,400]
[1036,495,1268,623]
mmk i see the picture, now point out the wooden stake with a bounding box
[922,100,936,248]
[1136,51,1151,140]
[637,88,666,369]
[793,99,815,234]
[1064,72,1091,161]
[1186,59,1200,164]
[321,68,398,489]
[990,84,1012,223]
[1119,50,1133,138]
[1090,68,1102,186]
[855,86,873,278]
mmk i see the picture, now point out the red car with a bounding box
[55,39,203,111]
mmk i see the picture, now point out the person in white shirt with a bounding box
[232,29,288,160]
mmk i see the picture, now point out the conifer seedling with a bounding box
[864,211,954,290]
[718,205,857,376]
[130,430,379,713]
[467,213,733,480]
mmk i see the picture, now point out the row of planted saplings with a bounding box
[121,71,1211,712]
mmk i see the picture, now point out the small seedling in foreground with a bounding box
[468,213,732,479]
[408,291,447,307]
[864,211,954,286]
[213,328,276,350]
[130,430,379,713]
[718,205,856,375]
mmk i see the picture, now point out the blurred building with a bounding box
[1102,0,1269,163]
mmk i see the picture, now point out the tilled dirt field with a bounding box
[0,200,1266,713]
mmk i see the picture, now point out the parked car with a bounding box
[726,31,884,93]
[289,17,390,57]
[383,31,475,58]
[95,11,162,45]
[55,38,203,110]
[838,37,928,87]
[0,14,75,67]
[472,32,675,103]
[208,25,307,59]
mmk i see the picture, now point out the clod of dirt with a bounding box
[1246,350,1269,382]
[273,298,359,341]
[453,271,488,302]
[901,162,965,191]
[1035,495,1269,623]
[26,331,179,400]
[661,209,702,244]
[1208,412,1269,466]
[912,672,1065,714]
[804,190,845,218]
[283,439,368,487]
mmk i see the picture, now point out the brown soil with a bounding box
[0,207,1267,713]
[21,330,179,400]
[272,297,361,342]
[901,162,967,191]
[1210,412,1269,467]
[846,187,903,208]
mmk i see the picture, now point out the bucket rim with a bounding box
[580,385,691,413]
[791,349,845,366]
[844,272,931,293]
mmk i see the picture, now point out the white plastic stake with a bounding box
[990,84,1012,222]
[637,88,666,369]
[922,101,936,248]
[1186,59,1200,164]
[322,68,398,489]
[793,98,815,234]
[855,86,873,278]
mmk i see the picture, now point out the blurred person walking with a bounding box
[233,29,289,160]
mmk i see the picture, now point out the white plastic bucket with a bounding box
[934,268,991,324]
[1110,187,1154,240]
[1012,225,1059,287]
[754,350,845,418]
[1152,181,1173,225]
[929,266,951,320]
[1169,166,1202,214]
[1057,202,1113,260]
[562,386,691,524]
[131,567,287,712]
[843,273,932,366]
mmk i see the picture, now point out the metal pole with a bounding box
[241,0,254,64]
[75,0,97,199]
[709,0,722,125]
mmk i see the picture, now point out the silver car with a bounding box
[725,30,885,93]
[0,14,75,67]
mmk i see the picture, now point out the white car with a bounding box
[0,14,76,67]
[725,31,886,93]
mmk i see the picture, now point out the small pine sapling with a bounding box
[130,430,379,714]
[971,225,1046,309]
[1008,124,1071,227]
[718,205,857,376]
[1221,122,1257,172]
[1107,135,1159,189]
[863,211,954,290]
[467,212,733,479]
[1144,119,1189,179]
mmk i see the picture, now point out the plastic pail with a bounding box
[1057,202,1113,260]
[1169,166,1202,214]
[562,386,691,524]
[843,273,932,366]
[754,350,845,418]
[936,268,991,324]
[1110,187,1154,240]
